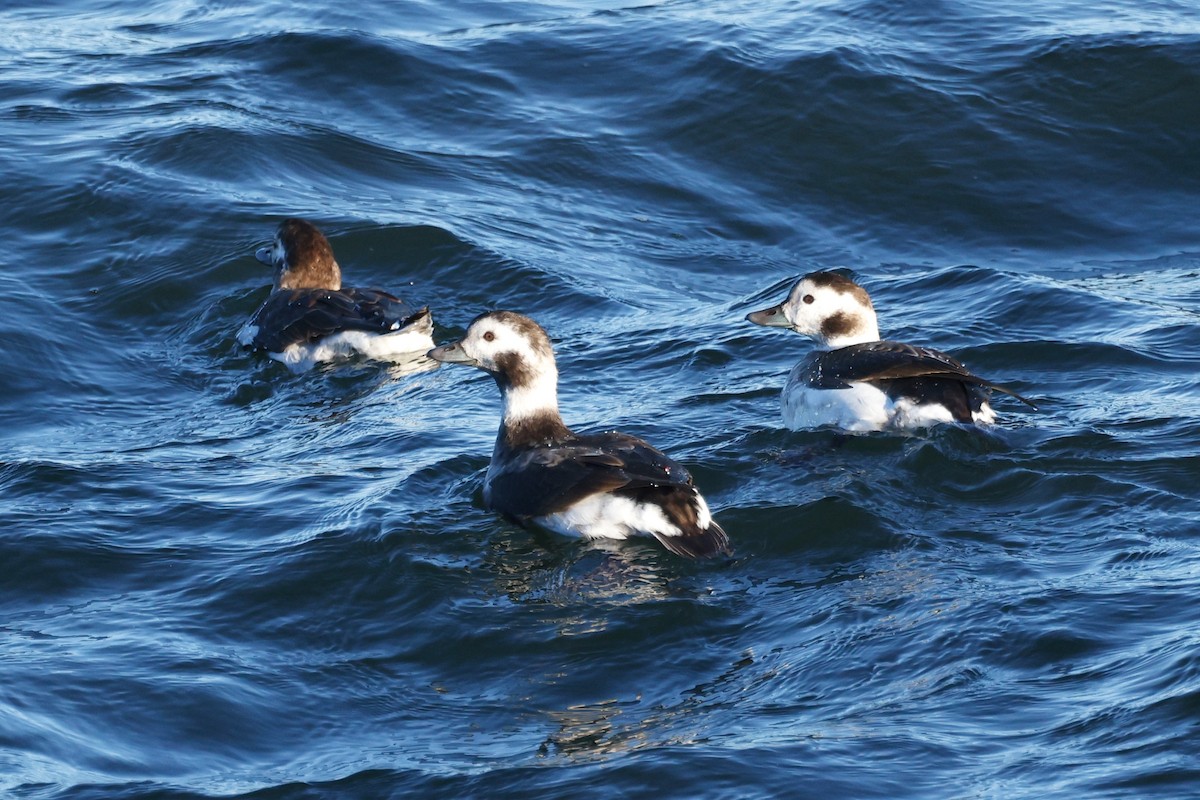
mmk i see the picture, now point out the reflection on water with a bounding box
[487,541,678,636]
[537,698,640,760]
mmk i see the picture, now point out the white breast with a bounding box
[782,377,892,432]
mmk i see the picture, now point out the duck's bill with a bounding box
[255,245,276,267]
[746,304,791,327]
[427,341,477,365]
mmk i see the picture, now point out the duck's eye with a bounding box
[803,294,815,304]
[482,331,495,342]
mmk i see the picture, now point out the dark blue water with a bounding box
[3,1,1200,797]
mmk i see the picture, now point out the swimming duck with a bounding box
[238,218,433,372]
[428,311,731,558]
[746,271,1035,431]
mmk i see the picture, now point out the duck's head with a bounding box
[257,218,342,291]
[746,271,879,348]
[428,310,560,420]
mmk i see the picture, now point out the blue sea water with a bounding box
[2,0,1200,797]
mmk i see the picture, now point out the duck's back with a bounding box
[782,342,999,431]
[242,287,422,350]
[486,430,730,558]
[239,287,432,370]
[486,430,692,516]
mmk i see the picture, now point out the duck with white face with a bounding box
[746,271,1035,432]
[429,311,731,559]
[238,218,433,372]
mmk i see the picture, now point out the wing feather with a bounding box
[486,432,694,519]
[245,288,427,353]
[814,341,1036,408]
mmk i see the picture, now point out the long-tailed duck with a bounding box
[238,218,433,372]
[428,311,731,559]
[746,271,1035,432]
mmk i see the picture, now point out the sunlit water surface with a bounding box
[2,1,1200,797]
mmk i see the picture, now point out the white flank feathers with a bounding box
[272,326,434,373]
[538,493,683,541]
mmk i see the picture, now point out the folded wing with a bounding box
[488,431,694,519]
[488,431,730,558]
[814,341,1036,407]
[245,288,429,353]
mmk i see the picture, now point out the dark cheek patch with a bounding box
[494,351,536,389]
[821,311,857,339]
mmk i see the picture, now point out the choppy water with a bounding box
[3,0,1200,797]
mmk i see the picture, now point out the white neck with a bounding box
[499,372,561,425]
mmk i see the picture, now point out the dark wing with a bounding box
[812,341,1037,408]
[488,431,730,558]
[487,431,694,520]
[245,287,428,353]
